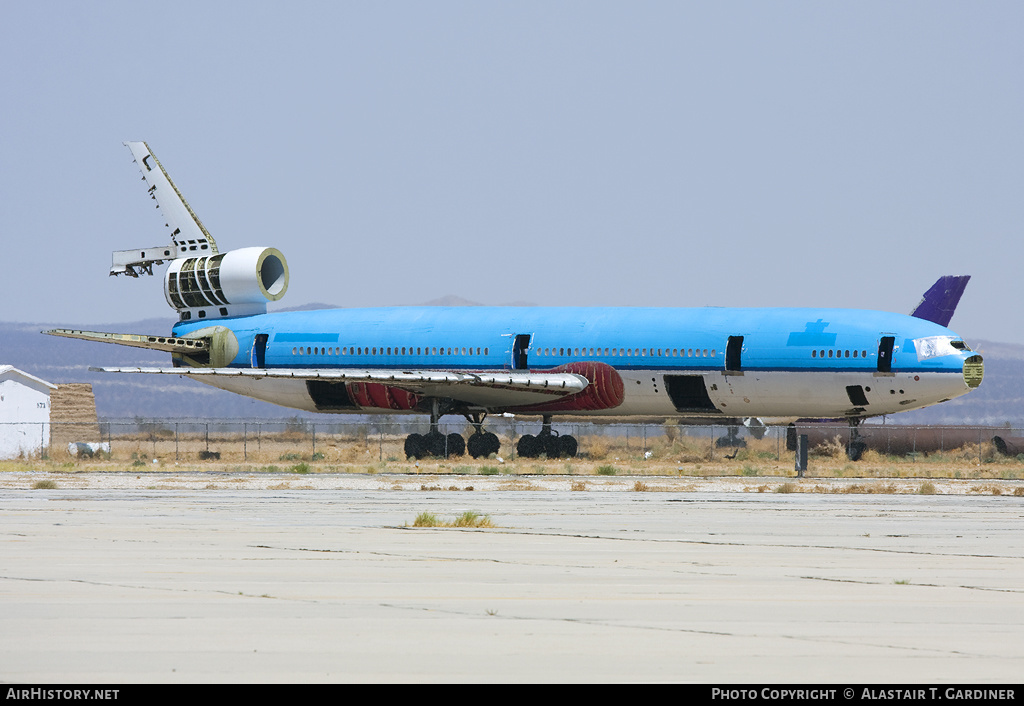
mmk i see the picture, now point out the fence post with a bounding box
[175,422,179,462]
[243,422,247,462]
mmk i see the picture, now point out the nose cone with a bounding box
[963,354,984,389]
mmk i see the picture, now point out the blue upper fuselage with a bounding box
[170,306,972,375]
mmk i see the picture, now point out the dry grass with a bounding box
[5,429,1023,494]
[411,511,494,528]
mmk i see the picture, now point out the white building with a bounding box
[0,366,56,459]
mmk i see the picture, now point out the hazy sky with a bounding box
[3,2,1022,344]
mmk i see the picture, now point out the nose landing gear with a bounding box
[847,418,867,461]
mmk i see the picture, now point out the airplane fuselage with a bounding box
[170,305,982,422]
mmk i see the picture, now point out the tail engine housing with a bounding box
[164,247,288,321]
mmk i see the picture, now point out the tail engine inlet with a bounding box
[164,246,288,320]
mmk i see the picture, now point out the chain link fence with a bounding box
[4,419,1022,466]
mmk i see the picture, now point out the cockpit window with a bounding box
[913,336,966,361]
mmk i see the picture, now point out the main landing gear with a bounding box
[515,415,578,459]
[466,413,501,459]
[401,409,579,460]
[403,408,499,460]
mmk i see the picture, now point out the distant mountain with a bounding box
[419,295,482,307]
[4,320,1020,425]
[271,296,538,311]
[272,302,342,312]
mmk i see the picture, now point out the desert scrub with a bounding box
[412,511,440,527]
[411,511,493,528]
[811,435,847,459]
[452,511,493,528]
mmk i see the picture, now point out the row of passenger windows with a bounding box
[535,347,716,358]
[290,346,716,358]
[293,346,491,357]
[812,349,869,359]
[289,345,877,360]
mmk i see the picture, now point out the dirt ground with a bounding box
[4,431,1024,494]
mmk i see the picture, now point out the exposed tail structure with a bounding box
[108,142,288,321]
[110,142,219,277]
[44,142,288,359]
[910,275,970,327]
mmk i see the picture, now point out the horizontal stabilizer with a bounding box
[910,275,970,327]
[43,329,210,354]
[119,142,220,274]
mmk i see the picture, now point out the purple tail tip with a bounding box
[910,275,970,327]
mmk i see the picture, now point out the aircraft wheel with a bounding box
[483,432,500,457]
[467,432,486,458]
[559,435,578,458]
[469,431,501,458]
[542,433,562,458]
[847,441,867,462]
[404,433,425,460]
[446,433,466,458]
[517,434,539,458]
[424,430,447,458]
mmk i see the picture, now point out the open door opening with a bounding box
[665,375,720,413]
[251,334,268,369]
[512,334,531,370]
[877,336,895,373]
[726,336,744,373]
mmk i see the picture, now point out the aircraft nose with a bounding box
[963,354,984,389]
